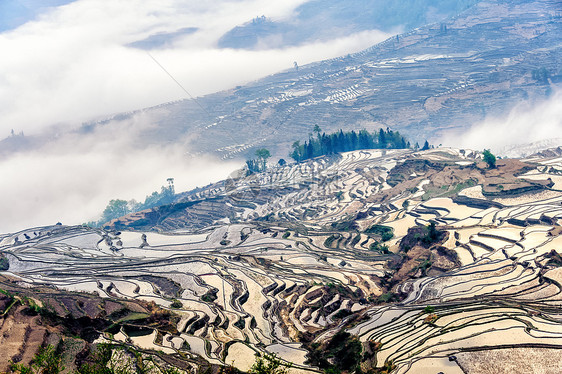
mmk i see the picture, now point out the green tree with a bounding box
[248,354,290,374]
[256,148,271,171]
[422,221,441,245]
[313,125,322,138]
[101,199,130,222]
[290,141,302,162]
[166,178,175,195]
[247,148,271,174]
[482,149,496,168]
[378,128,386,146]
[255,148,271,160]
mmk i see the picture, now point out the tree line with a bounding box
[290,126,412,162]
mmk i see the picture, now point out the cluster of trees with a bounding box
[246,148,271,174]
[10,129,24,137]
[243,127,430,174]
[251,15,269,25]
[86,178,176,227]
[290,126,411,162]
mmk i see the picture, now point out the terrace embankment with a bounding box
[380,157,550,205]
[390,224,460,285]
[2,147,562,373]
[0,274,197,373]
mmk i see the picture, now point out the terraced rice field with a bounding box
[1,148,562,372]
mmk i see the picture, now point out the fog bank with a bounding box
[440,89,562,156]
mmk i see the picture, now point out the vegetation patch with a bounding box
[545,250,562,267]
[400,222,446,250]
[170,299,182,309]
[369,241,390,254]
[377,292,400,303]
[306,330,363,373]
[201,289,218,303]
[365,225,394,242]
[324,234,341,248]
[331,219,359,232]
[0,253,9,271]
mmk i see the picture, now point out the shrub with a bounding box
[201,290,218,303]
[483,149,496,168]
[365,225,394,242]
[248,354,290,374]
[369,241,390,254]
[170,299,182,309]
[333,309,353,320]
[324,234,340,248]
[377,292,398,303]
[350,234,362,246]
[424,314,438,324]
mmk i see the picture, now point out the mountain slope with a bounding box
[218,0,480,49]
[114,0,560,160]
[1,0,560,162]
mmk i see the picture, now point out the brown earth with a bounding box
[389,225,460,287]
[373,157,548,205]
[0,274,182,373]
[0,304,48,372]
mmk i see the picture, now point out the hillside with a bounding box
[217,0,480,49]
[1,0,562,372]
[1,0,559,162]
[87,0,561,160]
[2,148,562,373]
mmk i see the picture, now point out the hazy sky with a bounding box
[0,0,394,232]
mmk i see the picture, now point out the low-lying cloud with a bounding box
[0,0,393,136]
[0,0,396,232]
[0,112,241,233]
[440,89,562,156]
